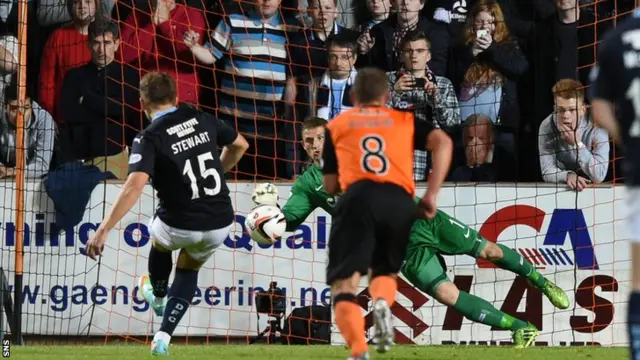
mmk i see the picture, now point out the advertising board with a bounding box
[0,183,629,346]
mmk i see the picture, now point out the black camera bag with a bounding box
[281,305,331,345]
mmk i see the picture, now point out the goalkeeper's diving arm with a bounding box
[220,134,249,173]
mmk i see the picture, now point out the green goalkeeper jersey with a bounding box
[406,197,482,257]
[281,176,478,257]
[281,164,339,231]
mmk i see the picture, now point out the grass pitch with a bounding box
[7,345,629,360]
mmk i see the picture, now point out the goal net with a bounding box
[0,0,633,348]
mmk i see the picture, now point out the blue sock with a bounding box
[149,246,172,298]
[629,292,640,360]
[159,268,198,336]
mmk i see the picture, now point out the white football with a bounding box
[244,205,287,245]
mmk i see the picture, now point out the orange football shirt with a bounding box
[324,107,427,196]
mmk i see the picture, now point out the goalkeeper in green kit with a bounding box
[251,117,570,348]
[252,117,341,231]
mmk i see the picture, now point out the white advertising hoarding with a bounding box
[0,182,630,346]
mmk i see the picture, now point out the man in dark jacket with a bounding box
[356,0,450,76]
[287,0,360,79]
[520,0,613,127]
[514,0,613,181]
[289,33,358,173]
[58,19,142,179]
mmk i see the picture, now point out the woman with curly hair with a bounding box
[450,0,528,162]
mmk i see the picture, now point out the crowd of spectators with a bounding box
[0,0,634,190]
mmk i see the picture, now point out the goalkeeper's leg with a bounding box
[475,239,569,309]
[402,251,538,348]
[435,210,569,310]
[435,282,539,348]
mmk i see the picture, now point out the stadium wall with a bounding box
[0,182,630,346]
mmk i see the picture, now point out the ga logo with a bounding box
[477,205,598,270]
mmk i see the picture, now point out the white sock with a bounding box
[153,331,171,345]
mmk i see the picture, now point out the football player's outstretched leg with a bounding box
[142,247,212,356]
[477,235,569,310]
[84,72,248,356]
[425,209,569,309]
[403,252,539,348]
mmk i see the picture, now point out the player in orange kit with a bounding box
[320,67,453,360]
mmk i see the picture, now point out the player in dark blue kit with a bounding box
[85,72,249,356]
[590,10,640,359]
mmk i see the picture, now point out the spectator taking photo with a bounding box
[386,30,460,181]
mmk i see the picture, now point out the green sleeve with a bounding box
[282,179,315,231]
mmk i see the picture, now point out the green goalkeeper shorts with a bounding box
[401,210,488,296]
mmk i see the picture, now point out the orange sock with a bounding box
[369,275,397,305]
[335,297,368,357]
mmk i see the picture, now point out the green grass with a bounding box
[6,345,629,360]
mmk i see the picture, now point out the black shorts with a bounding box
[325,180,417,285]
